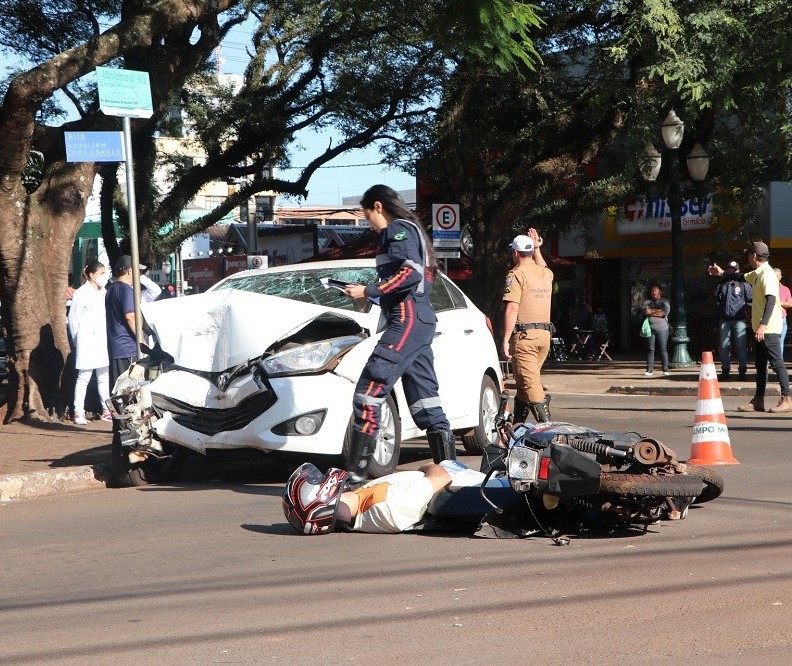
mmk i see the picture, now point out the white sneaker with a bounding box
[663,371,672,376]
[644,371,653,377]
[73,412,88,425]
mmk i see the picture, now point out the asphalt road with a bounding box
[2,394,791,664]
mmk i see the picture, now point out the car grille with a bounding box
[151,390,276,436]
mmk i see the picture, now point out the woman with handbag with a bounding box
[642,283,671,377]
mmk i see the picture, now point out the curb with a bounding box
[606,385,779,397]
[0,464,111,503]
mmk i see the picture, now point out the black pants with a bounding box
[109,356,134,389]
[755,333,789,397]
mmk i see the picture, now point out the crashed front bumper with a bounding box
[150,371,357,457]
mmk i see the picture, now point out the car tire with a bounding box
[342,393,401,479]
[461,375,500,455]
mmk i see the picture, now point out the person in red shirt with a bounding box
[775,268,792,361]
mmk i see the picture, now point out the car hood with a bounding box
[142,289,367,372]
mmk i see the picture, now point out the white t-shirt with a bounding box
[350,471,435,533]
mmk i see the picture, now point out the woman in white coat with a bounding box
[67,261,112,425]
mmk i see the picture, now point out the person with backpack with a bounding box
[715,260,752,381]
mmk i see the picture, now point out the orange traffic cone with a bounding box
[688,351,740,465]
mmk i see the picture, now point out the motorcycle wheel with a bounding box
[110,430,179,488]
[684,465,725,503]
[599,472,704,498]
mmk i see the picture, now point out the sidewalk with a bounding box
[0,352,771,502]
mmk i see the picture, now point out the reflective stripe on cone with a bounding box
[687,350,740,466]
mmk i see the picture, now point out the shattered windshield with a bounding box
[213,267,378,312]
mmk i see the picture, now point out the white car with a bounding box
[109,259,503,486]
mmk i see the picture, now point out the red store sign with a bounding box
[183,257,220,288]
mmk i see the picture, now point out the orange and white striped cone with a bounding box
[688,351,740,465]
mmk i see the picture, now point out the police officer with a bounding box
[342,185,456,482]
[501,229,554,422]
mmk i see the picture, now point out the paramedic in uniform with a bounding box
[343,185,456,482]
[501,229,554,423]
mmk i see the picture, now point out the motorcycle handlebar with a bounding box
[496,391,510,424]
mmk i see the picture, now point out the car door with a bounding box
[429,276,482,422]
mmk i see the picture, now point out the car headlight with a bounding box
[261,335,362,377]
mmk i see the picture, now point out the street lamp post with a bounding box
[642,110,710,369]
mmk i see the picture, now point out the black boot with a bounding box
[529,395,552,423]
[346,430,376,483]
[513,397,531,424]
[427,430,457,463]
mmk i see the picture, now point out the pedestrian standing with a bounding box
[67,261,112,424]
[715,260,752,381]
[139,268,163,304]
[774,268,791,360]
[501,228,554,422]
[709,242,791,412]
[642,283,671,377]
[105,255,139,388]
[342,185,456,482]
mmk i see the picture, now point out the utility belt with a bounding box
[514,322,555,335]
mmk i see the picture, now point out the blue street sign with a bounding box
[65,131,125,162]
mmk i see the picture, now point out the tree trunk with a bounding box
[0,161,96,423]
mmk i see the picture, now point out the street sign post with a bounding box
[432,203,461,261]
[96,67,154,119]
[247,255,269,270]
[93,67,155,359]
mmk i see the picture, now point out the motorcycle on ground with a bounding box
[422,392,724,542]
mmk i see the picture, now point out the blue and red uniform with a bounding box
[353,219,451,436]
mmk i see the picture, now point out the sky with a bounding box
[0,13,416,208]
[276,134,415,206]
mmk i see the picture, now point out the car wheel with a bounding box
[342,393,401,479]
[461,375,500,455]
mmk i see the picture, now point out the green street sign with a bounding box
[96,66,153,118]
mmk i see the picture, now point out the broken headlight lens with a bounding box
[261,335,361,377]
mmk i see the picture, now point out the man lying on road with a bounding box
[282,461,460,535]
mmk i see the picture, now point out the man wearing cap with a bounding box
[709,242,791,413]
[502,228,554,422]
[714,259,752,381]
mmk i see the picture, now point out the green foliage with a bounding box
[404,0,792,316]
[441,0,544,72]
[0,0,544,260]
